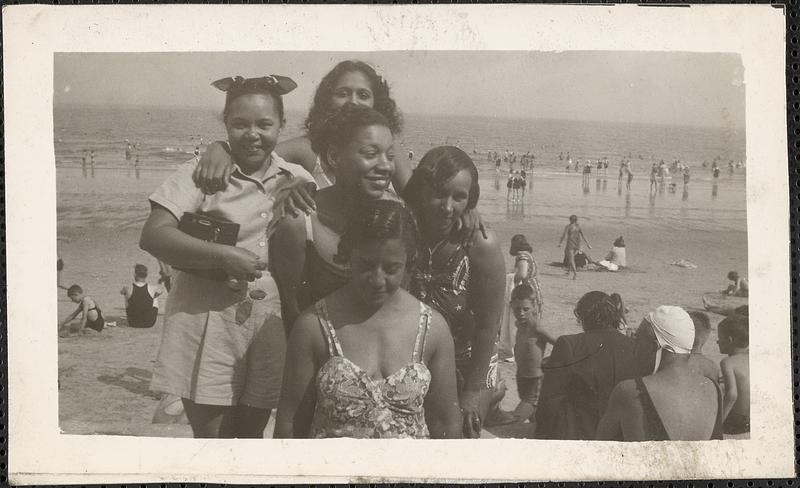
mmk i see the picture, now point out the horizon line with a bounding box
[53,102,746,132]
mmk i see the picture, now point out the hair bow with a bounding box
[211,75,297,95]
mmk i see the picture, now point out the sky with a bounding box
[54,51,745,128]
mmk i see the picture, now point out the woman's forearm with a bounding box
[140,225,229,270]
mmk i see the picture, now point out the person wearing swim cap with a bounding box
[596,305,724,441]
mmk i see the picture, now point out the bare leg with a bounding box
[234,405,271,438]
[567,249,577,279]
[182,399,236,438]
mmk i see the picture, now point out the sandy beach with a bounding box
[57,166,747,438]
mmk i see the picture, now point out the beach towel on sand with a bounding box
[670,259,698,269]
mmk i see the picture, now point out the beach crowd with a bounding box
[58,60,750,441]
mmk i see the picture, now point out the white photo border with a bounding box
[3,4,792,483]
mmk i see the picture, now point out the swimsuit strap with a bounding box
[315,300,343,358]
[412,303,433,363]
[304,212,315,243]
[634,376,670,440]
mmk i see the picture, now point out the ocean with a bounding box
[55,105,747,235]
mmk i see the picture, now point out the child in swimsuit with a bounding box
[510,284,557,423]
[120,264,162,328]
[275,200,461,439]
[58,284,104,335]
[718,314,750,436]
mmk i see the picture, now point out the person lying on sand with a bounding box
[702,296,748,317]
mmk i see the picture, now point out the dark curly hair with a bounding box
[334,199,419,269]
[510,234,532,255]
[575,291,625,331]
[403,146,481,214]
[305,60,402,146]
[309,104,391,166]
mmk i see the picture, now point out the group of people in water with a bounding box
[58,59,750,442]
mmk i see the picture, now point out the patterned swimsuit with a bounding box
[310,300,433,439]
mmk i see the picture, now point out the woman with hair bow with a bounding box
[141,75,314,438]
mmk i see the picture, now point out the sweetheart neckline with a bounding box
[320,356,429,386]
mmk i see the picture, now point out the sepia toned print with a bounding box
[5,4,791,483]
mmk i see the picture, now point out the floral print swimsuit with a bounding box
[310,300,433,439]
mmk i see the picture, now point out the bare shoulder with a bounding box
[276,136,316,170]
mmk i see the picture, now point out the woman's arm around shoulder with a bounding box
[423,309,462,439]
[276,136,317,173]
[274,308,325,439]
[269,212,309,334]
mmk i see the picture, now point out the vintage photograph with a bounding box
[54,50,748,441]
[5,4,791,483]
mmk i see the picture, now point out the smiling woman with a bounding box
[269,104,400,334]
[138,74,315,439]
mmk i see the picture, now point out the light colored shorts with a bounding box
[151,272,286,409]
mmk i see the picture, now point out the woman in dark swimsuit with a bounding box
[404,146,510,437]
[270,104,399,332]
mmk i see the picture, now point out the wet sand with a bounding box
[57,168,747,438]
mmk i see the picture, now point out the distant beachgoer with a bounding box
[702,296,748,317]
[536,291,638,440]
[141,74,311,438]
[626,167,634,190]
[58,284,105,335]
[687,311,720,382]
[510,283,557,423]
[125,141,133,161]
[587,236,627,272]
[57,257,66,290]
[724,271,748,297]
[557,215,592,280]
[573,158,579,172]
[274,200,461,439]
[596,306,723,441]
[683,166,690,185]
[718,314,750,436]
[193,145,200,161]
[649,163,658,191]
[90,150,95,166]
[713,166,721,179]
[408,149,414,161]
[120,264,162,329]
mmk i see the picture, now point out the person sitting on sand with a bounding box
[120,264,162,329]
[687,311,720,382]
[585,236,626,272]
[275,200,461,439]
[596,306,723,441]
[724,271,748,297]
[510,283,557,424]
[557,215,592,280]
[535,291,638,440]
[59,284,105,335]
[718,313,750,436]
